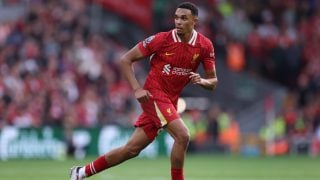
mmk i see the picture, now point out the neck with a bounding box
[177,30,193,43]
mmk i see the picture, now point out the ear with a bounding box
[193,16,198,26]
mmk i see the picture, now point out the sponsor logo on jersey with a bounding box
[142,35,155,48]
[162,64,192,76]
[162,64,171,75]
[191,53,199,63]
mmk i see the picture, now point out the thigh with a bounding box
[165,118,189,140]
[134,114,160,141]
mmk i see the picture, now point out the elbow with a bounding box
[201,78,218,91]
[210,78,218,91]
[208,85,216,91]
[211,84,217,91]
[202,79,218,91]
[119,55,127,66]
[119,55,131,69]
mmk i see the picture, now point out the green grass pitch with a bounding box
[0,154,319,180]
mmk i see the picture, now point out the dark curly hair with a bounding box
[177,2,198,17]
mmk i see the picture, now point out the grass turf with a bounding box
[0,154,319,180]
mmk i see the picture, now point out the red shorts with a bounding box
[134,97,180,141]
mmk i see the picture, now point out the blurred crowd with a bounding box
[0,0,140,130]
[157,0,320,155]
[0,0,319,155]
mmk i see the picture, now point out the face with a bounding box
[174,8,197,35]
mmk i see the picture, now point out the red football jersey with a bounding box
[138,29,215,106]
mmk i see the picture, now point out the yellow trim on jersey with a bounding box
[154,102,168,127]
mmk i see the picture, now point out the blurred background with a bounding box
[0,0,319,160]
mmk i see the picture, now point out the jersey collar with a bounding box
[172,29,198,46]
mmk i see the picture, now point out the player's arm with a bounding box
[189,67,218,90]
[119,45,152,103]
[190,40,218,90]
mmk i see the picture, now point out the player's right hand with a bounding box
[134,88,152,103]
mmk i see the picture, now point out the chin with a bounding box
[176,28,184,34]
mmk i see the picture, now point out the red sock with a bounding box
[85,155,109,177]
[171,168,184,180]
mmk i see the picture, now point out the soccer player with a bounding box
[70,2,218,180]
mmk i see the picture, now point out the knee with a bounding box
[175,131,190,147]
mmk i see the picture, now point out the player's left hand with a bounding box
[189,72,202,85]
